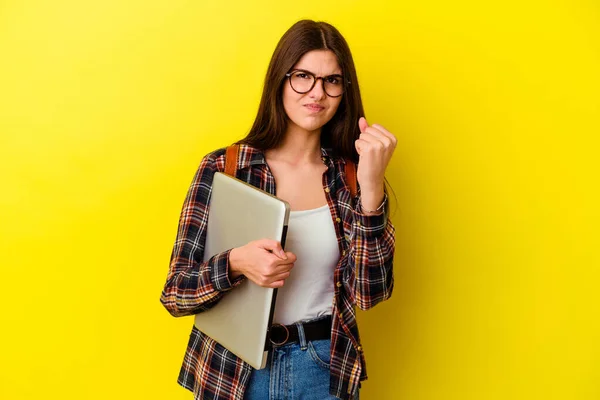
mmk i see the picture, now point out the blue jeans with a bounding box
[244,318,360,400]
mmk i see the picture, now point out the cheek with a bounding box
[327,99,342,119]
[282,86,302,116]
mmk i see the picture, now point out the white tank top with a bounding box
[272,204,340,326]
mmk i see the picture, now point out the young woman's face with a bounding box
[282,50,343,135]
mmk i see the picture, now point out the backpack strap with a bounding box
[344,160,358,198]
[225,145,239,177]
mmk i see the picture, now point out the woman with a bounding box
[161,20,396,400]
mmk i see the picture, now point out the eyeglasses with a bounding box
[284,69,349,98]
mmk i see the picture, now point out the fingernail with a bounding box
[279,250,287,259]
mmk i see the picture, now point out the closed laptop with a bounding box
[194,172,290,369]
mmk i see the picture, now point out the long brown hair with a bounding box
[237,20,364,163]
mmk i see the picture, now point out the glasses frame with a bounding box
[284,69,350,98]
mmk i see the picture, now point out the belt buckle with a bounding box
[269,323,290,346]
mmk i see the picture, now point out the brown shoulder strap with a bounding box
[345,160,358,198]
[225,145,239,177]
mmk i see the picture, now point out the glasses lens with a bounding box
[289,71,315,93]
[323,75,344,97]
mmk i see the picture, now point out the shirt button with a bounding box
[342,250,346,256]
[357,345,362,352]
[335,217,341,223]
[336,281,342,288]
[339,312,343,319]
[324,187,330,193]
[356,220,361,227]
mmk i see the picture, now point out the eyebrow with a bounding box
[292,68,343,76]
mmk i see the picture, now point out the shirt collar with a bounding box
[236,143,344,170]
[235,143,268,170]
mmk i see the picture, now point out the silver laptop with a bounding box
[194,172,290,369]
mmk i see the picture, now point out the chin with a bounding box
[295,118,329,133]
[303,123,324,132]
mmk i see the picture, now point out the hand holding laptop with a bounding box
[229,239,297,288]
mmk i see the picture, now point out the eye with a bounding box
[294,72,311,80]
[326,76,341,85]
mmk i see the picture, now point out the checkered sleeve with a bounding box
[160,154,245,317]
[344,197,396,311]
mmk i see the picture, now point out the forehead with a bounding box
[293,50,342,75]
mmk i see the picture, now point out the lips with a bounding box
[304,103,325,112]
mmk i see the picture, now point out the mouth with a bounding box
[304,103,325,112]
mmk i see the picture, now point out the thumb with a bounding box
[258,239,287,259]
[358,117,369,133]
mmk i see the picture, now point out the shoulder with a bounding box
[198,143,263,174]
[198,147,227,173]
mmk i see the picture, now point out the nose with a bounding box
[308,77,327,99]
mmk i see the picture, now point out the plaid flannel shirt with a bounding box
[160,144,395,400]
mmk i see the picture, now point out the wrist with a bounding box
[358,179,385,194]
[359,192,387,215]
[359,187,385,210]
[228,248,244,280]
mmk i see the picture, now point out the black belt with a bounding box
[268,316,332,347]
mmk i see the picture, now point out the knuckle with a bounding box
[264,266,275,276]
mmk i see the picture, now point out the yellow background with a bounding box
[1,0,598,399]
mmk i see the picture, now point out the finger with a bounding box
[361,129,394,150]
[355,138,366,155]
[270,280,285,288]
[255,275,283,288]
[364,127,392,145]
[271,270,291,282]
[371,123,397,144]
[256,238,279,249]
[355,138,377,155]
[257,239,287,259]
[359,132,388,150]
[272,258,295,271]
[371,123,394,138]
[358,117,369,133]
[284,251,296,263]
[271,254,295,269]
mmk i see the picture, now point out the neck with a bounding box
[266,122,323,166]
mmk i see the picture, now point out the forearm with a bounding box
[344,211,396,310]
[160,249,244,317]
